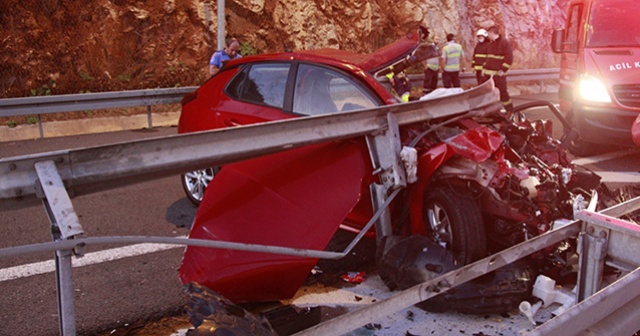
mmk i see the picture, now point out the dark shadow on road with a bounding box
[166,197,198,229]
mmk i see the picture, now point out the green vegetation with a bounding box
[80,72,94,81]
[240,42,257,56]
[6,119,17,128]
[117,74,132,82]
[30,79,56,96]
[26,116,38,125]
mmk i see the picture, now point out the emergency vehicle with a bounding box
[552,0,640,156]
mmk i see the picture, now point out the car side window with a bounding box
[226,63,290,108]
[292,64,379,116]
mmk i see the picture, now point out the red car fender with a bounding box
[407,125,505,235]
[407,143,457,235]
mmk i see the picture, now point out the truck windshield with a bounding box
[587,0,640,48]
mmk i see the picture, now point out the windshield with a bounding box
[587,0,640,47]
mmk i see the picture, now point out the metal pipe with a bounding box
[55,250,76,336]
[0,190,401,260]
[217,0,225,50]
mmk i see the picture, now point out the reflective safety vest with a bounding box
[442,41,463,72]
[426,56,439,71]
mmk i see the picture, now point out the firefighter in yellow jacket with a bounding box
[483,26,514,114]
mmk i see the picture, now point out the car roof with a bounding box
[224,30,421,74]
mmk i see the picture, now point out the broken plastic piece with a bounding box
[341,271,366,284]
[400,146,418,183]
[519,299,542,325]
[532,274,576,316]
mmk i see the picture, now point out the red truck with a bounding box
[552,0,640,156]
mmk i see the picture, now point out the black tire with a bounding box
[564,110,606,157]
[181,167,219,206]
[423,184,487,265]
[568,136,601,157]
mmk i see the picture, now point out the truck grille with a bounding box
[613,84,640,108]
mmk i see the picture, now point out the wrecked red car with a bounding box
[177,29,601,313]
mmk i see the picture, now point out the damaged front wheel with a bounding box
[423,185,487,264]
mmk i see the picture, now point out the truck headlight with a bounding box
[578,75,611,103]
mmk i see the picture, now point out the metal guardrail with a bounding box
[0,80,500,204]
[0,68,560,139]
[406,67,560,87]
[0,86,196,138]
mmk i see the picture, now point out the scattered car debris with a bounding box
[183,282,277,336]
[341,271,367,284]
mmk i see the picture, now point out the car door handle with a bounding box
[223,118,242,127]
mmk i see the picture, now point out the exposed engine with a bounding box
[417,112,600,252]
[380,107,603,313]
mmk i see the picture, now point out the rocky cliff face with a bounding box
[0,0,569,98]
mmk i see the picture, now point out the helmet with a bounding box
[476,29,488,37]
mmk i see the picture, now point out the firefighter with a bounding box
[472,29,490,85]
[386,70,411,102]
[483,25,514,114]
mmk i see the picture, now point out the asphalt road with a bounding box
[0,127,196,336]
[1,94,640,336]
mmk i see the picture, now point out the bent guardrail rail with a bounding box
[0,80,500,205]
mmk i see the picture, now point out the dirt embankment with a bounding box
[1,0,568,99]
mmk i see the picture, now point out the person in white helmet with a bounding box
[472,29,490,85]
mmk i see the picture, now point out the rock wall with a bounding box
[0,0,569,98]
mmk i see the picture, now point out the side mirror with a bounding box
[551,29,565,53]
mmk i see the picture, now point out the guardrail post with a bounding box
[37,114,44,139]
[34,160,85,336]
[146,105,153,129]
[365,112,406,241]
[576,226,608,301]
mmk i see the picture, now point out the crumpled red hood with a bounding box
[179,141,368,302]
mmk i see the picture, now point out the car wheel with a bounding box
[564,110,606,157]
[181,167,219,206]
[423,184,487,265]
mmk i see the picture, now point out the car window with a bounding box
[292,64,379,116]
[226,63,290,108]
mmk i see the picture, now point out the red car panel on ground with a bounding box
[179,141,371,301]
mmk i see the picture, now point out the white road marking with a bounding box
[594,171,640,183]
[572,148,640,166]
[0,238,185,282]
